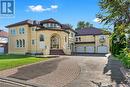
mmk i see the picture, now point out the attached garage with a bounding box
[76,46,95,53]
[76,46,84,53]
[97,45,108,53]
[0,47,4,54]
[85,46,94,53]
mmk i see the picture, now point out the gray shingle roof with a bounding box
[75,27,110,36]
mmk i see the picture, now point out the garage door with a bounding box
[76,46,94,53]
[98,46,108,53]
[76,47,84,53]
[86,46,94,53]
[0,47,4,54]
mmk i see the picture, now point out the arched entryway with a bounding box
[50,34,60,49]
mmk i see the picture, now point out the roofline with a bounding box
[5,22,31,28]
[36,28,69,33]
[75,34,110,36]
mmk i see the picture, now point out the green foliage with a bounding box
[76,21,93,29]
[118,48,130,68]
[110,33,127,56]
[98,0,130,68]
[98,0,130,28]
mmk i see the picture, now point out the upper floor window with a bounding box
[22,28,25,34]
[19,27,25,34]
[11,29,16,35]
[43,23,61,29]
[46,23,49,27]
[32,28,35,31]
[76,37,81,42]
[19,28,22,34]
[40,34,44,41]
[10,29,13,34]
[50,23,53,28]
[54,24,56,27]
[79,37,81,41]
[76,38,78,41]
[71,33,73,37]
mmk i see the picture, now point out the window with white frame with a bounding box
[10,29,13,35]
[19,27,25,34]
[20,40,22,47]
[22,28,25,34]
[23,39,25,47]
[16,40,19,47]
[16,39,25,48]
[19,28,22,34]
[12,29,16,35]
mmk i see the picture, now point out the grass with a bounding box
[0,54,48,71]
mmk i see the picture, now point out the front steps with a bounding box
[50,49,65,55]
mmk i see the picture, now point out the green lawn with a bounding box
[0,55,48,71]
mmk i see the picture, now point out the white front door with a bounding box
[98,46,108,53]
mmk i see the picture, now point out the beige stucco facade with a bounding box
[8,24,74,55]
[7,19,110,55]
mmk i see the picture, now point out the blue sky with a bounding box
[0,0,105,31]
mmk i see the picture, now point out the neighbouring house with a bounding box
[6,18,110,55]
[0,30,8,54]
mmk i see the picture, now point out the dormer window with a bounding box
[54,24,56,27]
[42,23,61,29]
[50,23,53,28]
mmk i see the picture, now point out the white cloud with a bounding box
[28,5,58,12]
[93,18,102,23]
[51,5,58,9]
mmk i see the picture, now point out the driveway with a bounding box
[64,56,125,87]
[0,55,126,87]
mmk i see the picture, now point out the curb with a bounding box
[0,76,48,87]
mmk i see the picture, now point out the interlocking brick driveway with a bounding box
[0,55,126,87]
[64,56,125,87]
